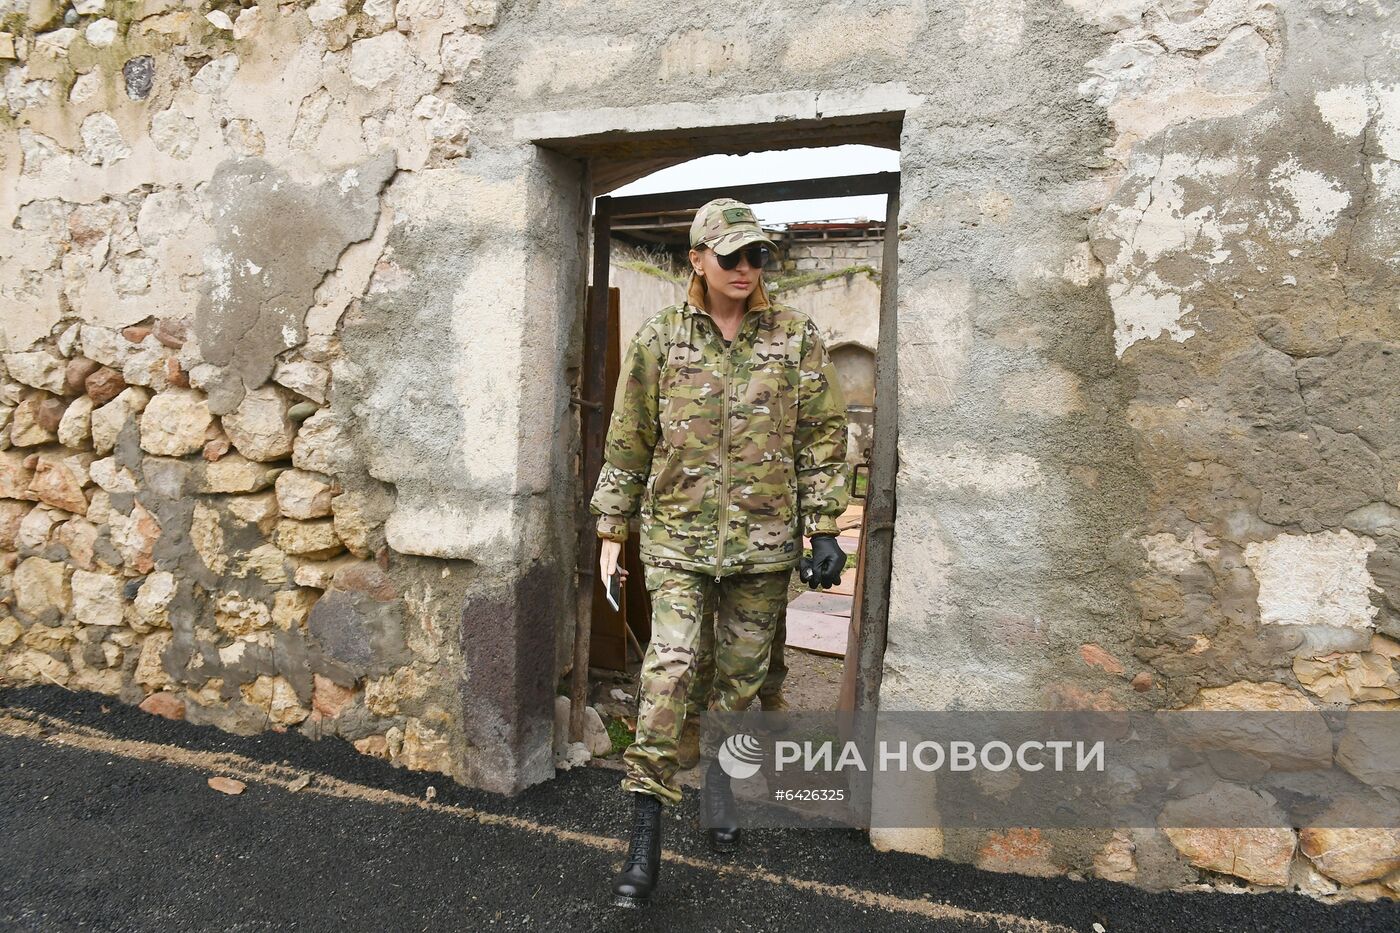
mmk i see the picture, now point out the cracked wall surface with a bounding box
[0,0,498,790]
[0,0,1398,901]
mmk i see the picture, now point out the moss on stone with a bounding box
[615,258,686,285]
[768,264,880,295]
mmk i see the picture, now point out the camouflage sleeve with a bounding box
[589,324,663,542]
[795,320,850,537]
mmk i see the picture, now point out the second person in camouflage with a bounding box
[594,197,850,907]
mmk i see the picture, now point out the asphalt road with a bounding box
[1,684,1396,933]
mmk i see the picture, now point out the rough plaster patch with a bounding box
[782,5,927,69]
[305,203,394,336]
[1315,84,1373,138]
[1110,282,1194,358]
[905,443,1044,495]
[1061,242,1103,286]
[659,30,751,81]
[1141,527,1219,575]
[447,248,526,490]
[998,368,1085,417]
[384,499,514,560]
[389,169,527,233]
[1244,530,1381,631]
[960,0,1025,55]
[1315,81,1400,161]
[1120,153,1238,265]
[513,37,635,98]
[1373,161,1400,203]
[900,274,972,409]
[1376,83,1400,160]
[885,511,956,644]
[1079,3,1277,163]
[1061,0,1152,33]
[367,238,533,561]
[195,151,397,413]
[1267,157,1351,243]
[1147,0,1279,53]
[1096,152,1247,356]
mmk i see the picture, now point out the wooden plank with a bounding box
[839,184,900,716]
[837,519,869,714]
[570,198,612,742]
[788,591,853,617]
[588,286,629,672]
[784,608,849,658]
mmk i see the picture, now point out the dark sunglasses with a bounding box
[710,244,771,270]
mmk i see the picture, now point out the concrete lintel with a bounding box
[513,82,921,148]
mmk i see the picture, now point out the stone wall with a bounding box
[611,259,685,346]
[783,236,883,272]
[0,0,560,795]
[1,0,1398,901]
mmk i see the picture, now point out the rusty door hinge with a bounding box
[570,395,603,412]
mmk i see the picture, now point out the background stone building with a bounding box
[1,0,1398,901]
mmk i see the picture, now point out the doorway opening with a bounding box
[546,123,902,772]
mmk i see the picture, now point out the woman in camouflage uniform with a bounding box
[592,197,850,907]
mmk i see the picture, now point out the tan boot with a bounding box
[677,717,701,769]
[760,692,790,732]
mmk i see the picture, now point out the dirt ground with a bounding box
[775,647,845,712]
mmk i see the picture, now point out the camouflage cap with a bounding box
[689,197,778,255]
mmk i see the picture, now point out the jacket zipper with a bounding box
[715,325,732,577]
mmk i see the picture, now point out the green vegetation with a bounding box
[616,259,687,284]
[768,264,880,295]
[604,716,636,757]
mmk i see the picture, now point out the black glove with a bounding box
[798,534,846,589]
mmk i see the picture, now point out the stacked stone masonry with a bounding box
[783,238,884,273]
[0,0,1397,904]
[1,319,459,777]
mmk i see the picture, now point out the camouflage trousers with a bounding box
[685,588,787,717]
[621,564,791,805]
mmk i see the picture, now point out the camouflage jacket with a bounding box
[590,279,849,576]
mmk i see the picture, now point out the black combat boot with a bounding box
[702,759,741,852]
[611,792,663,907]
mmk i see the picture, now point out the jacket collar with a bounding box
[684,271,772,319]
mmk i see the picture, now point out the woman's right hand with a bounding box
[599,539,624,581]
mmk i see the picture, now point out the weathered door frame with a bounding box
[569,172,901,739]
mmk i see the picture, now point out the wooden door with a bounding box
[584,284,650,671]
